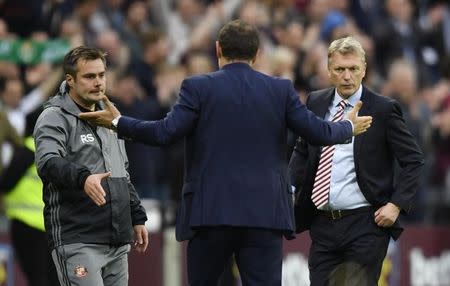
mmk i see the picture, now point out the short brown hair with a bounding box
[63,46,107,78]
[218,20,259,61]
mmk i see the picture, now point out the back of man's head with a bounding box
[218,20,260,61]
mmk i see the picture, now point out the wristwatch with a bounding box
[111,115,121,131]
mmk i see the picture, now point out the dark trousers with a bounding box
[187,227,283,286]
[309,210,390,286]
[11,219,60,286]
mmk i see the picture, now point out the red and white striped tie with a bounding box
[311,100,348,208]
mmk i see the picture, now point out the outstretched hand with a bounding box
[84,172,111,206]
[347,101,372,136]
[78,96,121,129]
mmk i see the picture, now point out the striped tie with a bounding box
[311,100,349,208]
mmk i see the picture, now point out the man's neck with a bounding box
[219,58,253,68]
[69,91,95,111]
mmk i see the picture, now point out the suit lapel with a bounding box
[309,89,334,161]
[313,89,334,119]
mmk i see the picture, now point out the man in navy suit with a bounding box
[289,37,424,285]
[80,20,372,286]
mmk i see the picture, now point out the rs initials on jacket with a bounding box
[80,134,95,144]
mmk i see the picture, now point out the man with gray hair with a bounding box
[289,36,424,285]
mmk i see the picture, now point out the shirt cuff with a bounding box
[344,119,354,134]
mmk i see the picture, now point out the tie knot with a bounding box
[338,100,348,110]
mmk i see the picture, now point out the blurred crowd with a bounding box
[0,0,449,224]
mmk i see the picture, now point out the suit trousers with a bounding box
[308,209,390,286]
[187,226,283,286]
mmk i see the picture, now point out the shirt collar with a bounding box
[332,84,362,108]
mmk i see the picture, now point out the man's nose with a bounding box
[342,69,351,80]
[94,76,101,85]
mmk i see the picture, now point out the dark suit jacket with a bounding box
[288,87,424,240]
[117,63,354,241]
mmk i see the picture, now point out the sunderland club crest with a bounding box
[74,265,88,278]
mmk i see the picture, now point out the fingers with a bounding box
[78,112,90,120]
[134,227,149,253]
[89,183,106,206]
[359,116,372,125]
[353,100,363,112]
[376,217,393,227]
[78,111,100,120]
[99,172,112,180]
[352,115,372,135]
[374,216,381,225]
[78,97,120,128]
[135,244,146,253]
[79,111,115,128]
[348,101,363,116]
[101,96,121,118]
[359,115,372,121]
[95,182,106,198]
[140,230,149,252]
[101,95,114,108]
[143,231,149,247]
[374,206,396,227]
[104,97,121,118]
[361,117,372,130]
[88,190,105,206]
[374,211,386,226]
[84,174,109,206]
[136,230,143,245]
[360,117,372,128]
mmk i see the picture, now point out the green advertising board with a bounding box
[0,39,70,65]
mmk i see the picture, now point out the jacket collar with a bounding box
[316,85,371,118]
[332,84,362,108]
[220,62,253,70]
[316,88,334,119]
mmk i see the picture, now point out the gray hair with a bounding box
[327,36,366,66]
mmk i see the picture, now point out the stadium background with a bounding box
[0,0,449,285]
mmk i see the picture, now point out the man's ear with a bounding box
[216,41,224,67]
[361,62,367,79]
[66,74,74,88]
[251,49,260,65]
[215,41,222,59]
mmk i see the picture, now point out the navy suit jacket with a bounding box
[288,87,424,240]
[117,63,353,241]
